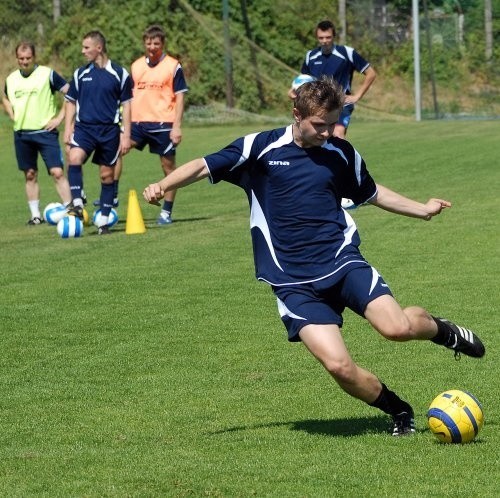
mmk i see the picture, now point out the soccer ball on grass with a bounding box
[43,202,67,225]
[427,390,484,443]
[57,215,84,238]
[92,208,119,227]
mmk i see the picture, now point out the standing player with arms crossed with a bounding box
[144,78,485,436]
[64,30,132,235]
[130,24,188,225]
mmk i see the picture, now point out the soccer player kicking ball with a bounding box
[143,77,485,436]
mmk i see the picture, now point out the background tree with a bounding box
[0,0,498,116]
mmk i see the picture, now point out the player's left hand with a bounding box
[120,135,131,155]
[171,126,182,145]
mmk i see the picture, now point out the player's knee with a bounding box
[322,357,357,384]
[25,169,37,182]
[100,171,114,183]
[161,158,176,175]
[50,168,64,181]
[379,316,412,341]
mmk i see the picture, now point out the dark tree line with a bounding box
[1,0,498,112]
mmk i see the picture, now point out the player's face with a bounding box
[81,37,101,63]
[16,48,35,74]
[293,109,339,148]
[144,36,164,62]
[316,28,335,54]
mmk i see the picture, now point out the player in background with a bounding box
[144,77,485,436]
[292,19,377,210]
[294,19,376,140]
[3,41,72,225]
[64,30,132,235]
[130,24,188,225]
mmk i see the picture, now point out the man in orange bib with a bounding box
[130,24,189,225]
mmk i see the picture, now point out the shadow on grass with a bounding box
[86,216,211,235]
[142,216,210,227]
[292,416,390,436]
[208,415,392,438]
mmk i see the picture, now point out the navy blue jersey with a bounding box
[204,125,377,286]
[173,65,188,94]
[49,69,67,93]
[66,60,132,125]
[301,45,370,94]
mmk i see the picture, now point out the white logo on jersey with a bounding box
[268,160,290,166]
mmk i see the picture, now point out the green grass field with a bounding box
[0,118,498,497]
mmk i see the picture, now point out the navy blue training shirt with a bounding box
[66,60,132,124]
[204,125,378,287]
[301,45,370,95]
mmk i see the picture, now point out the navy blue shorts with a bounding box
[338,103,354,129]
[131,122,176,156]
[70,123,120,166]
[273,264,393,342]
[14,130,64,172]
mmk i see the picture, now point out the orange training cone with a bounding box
[125,189,146,235]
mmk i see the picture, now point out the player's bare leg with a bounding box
[365,295,485,358]
[24,168,43,224]
[299,323,415,435]
[157,155,177,225]
[300,324,381,401]
[50,166,72,205]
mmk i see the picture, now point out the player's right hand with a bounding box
[143,183,163,205]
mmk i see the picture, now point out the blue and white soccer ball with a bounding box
[92,208,119,227]
[43,202,67,225]
[341,198,357,210]
[291,74,317,91]
[57,215,84,238]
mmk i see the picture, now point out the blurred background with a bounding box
[1,0,498,123]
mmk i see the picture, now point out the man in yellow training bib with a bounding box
[3,41,72,225]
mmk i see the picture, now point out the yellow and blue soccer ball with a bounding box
[43,202,67,225]
[57,215,84,238]
[427,390,484,443]
[92,208,119,227]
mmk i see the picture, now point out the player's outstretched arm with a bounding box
[143,158,209,205]
[370,183,451,220]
